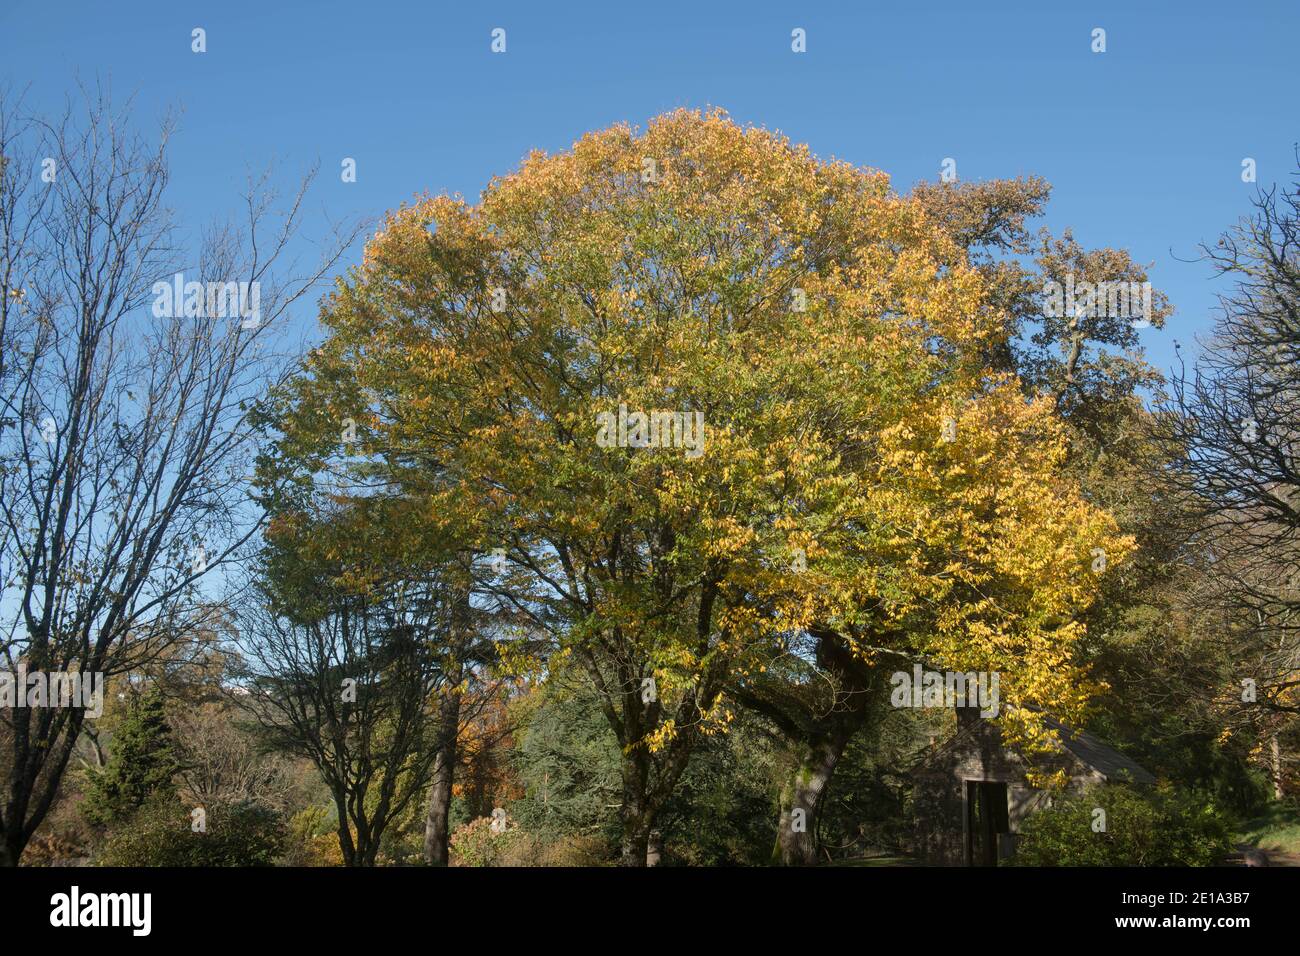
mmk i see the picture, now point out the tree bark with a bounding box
[0,832,24,867]
[646,828,664,866]
[618,745,655,867]
[620,818,652,867]
[423,688,462,866]
[773,729,850,866]
[334,794,359,867]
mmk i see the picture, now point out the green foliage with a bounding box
[82,687,181,827]
[816,711,928,858]
[507,678,780,864]
[659,720,780,866]
[1011,784,1232,866]
[508,680,622,847]
[98,795,286,867]
[281,806,345,866]
[1115,724,1271,819]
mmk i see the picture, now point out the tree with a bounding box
[81,685,180,826]
[1155,163,1300,796]
[509,673,781,865]
[507,675,624,850]
[422,651,518,866]
[170,700,298,811]
[729,628,891,865]
[269,109,1129,865]
[0,83,358,865]
[251,413,514,866]
[416,557,510,867]
[235,528,450,867]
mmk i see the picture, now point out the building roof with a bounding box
[1040,716,1156,785]
[911,712,1156,785]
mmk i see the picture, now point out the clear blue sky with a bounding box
[2,0,1295,375]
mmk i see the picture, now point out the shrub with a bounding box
[1011,783,1231,866]
[450,816,520,867]
[280,806,345,867]
[499,831,613,867]
[98,795,286,867]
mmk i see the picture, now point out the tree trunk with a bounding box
[620,817,652,867]
[619,751,654,867]
[773,730,850,866]
[336,824,359,867]
[425,570,472,866]
[1271,734,1285,800]
[332,785,362,867]
[0,831,25,867]
[646,828,664,866]
[423,688,462,866]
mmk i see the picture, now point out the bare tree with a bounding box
[170,700,298,810]
[0,82,359,865]
[1155,159,1300,795]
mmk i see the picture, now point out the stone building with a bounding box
[910,708,1155,865]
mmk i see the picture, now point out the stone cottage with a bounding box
[910,707,1155,865]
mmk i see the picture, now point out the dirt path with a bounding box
[1227,842,1300,866]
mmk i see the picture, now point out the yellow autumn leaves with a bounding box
[269,108,1130,761]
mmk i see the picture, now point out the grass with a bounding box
[832,854,918,867]
[1234,804,1300,856]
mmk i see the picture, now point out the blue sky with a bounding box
[2,0,1295,375]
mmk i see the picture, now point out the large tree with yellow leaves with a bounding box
[261,109,1128,865]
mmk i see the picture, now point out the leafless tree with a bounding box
[1155,158,1300,795]
[0,82,360,864]
[170,700,298,810]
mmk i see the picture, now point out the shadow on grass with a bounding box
[1232,804,1300,864]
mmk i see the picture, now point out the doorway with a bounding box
[964,780,1009,866]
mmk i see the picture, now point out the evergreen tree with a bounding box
[83,687,181,826]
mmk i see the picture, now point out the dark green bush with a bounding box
[1011,783,1231,866]
[98,795,286,867]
